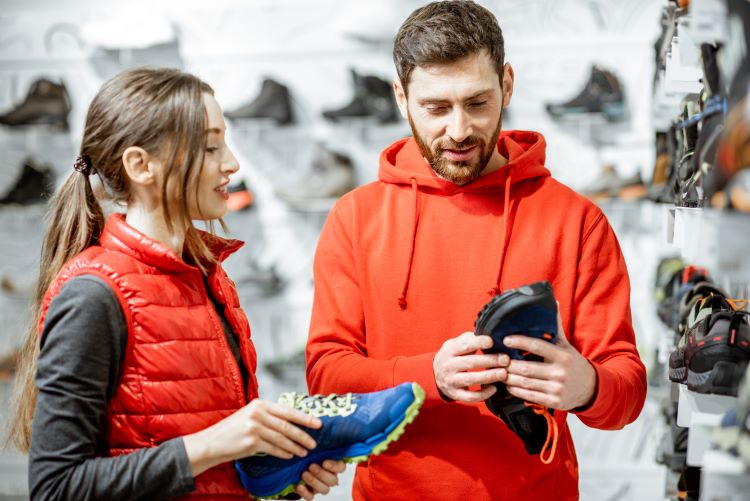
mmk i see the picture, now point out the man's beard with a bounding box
[409,107,504,185]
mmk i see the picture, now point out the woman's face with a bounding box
[187,93,240,220]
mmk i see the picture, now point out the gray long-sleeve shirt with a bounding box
[29,274,248,500]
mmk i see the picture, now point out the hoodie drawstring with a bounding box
[398,178,420,310]
[488,170,514,297]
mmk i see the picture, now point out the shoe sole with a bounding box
[239,383,425,499]
[686,360,747,395]
[474,284,557,360]
[668,348,687,383]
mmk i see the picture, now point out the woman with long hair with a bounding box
[7,67,344,500]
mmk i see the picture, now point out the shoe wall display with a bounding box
[647,2,750,498]
[544,65,627,122]
[322,69,399,124]
[0,78,71,130]
[225,78,295,126]
[0,159,55,206]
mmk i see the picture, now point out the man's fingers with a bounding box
[449,385,497,403]
[295,483,315,500]
[506,385,558,409]
[301,464,335,495]
[446,332,493,356]
[503,335,563,361]
[322,460,346,474]
[453,352,509,372]
[451,368,507,388]
[505,373,562,395]
[505,359,555,380]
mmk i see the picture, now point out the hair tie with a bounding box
[73,154,93,176]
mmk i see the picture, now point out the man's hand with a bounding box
[433,331,508,403]
[499,311,597,411]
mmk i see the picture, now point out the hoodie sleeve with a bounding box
[569,211,647,430]
[306,202,443,405]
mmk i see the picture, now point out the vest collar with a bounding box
[99,213,243,274]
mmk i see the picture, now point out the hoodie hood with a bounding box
[378,130,551,309]
[378,130,550,193]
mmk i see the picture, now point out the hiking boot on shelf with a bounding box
[235,382,424,499]
[668,288,738,383]
[0,159,55,206]
[671,309,750,395]
[674,281,730,341]
[275,145,355,207]
[474,281,559,463]
[544,66,627,122]
[656,263,708,330]
[0,78,71,130]
[580,164,646,201]
[322,69,399,124]
[224,78,294,126]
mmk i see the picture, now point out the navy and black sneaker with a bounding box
[235,382,424,499]
[474,281,559,463]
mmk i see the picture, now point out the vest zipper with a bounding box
[203,288,246,407]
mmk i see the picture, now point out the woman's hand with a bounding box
[183,398,322,476]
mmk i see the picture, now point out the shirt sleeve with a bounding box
[29,275,196,501]
[569,212,647,430]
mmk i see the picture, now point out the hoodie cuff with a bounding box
[571,361,620,423]
[393,351,445,407]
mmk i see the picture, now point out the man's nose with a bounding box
[445,109,473,144]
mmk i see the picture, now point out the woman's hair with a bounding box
[7,67,216,451]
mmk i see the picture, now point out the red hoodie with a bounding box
[306,131,646,500]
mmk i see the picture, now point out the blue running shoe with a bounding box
[474,281,559,462]
[235,382,424,499]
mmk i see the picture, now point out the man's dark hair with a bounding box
[393,1,505,93]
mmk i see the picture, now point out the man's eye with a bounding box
[426,106,446,114]
[469,101,488,108]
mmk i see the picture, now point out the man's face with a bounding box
[395,49,514,185]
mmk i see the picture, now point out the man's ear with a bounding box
[122,146,157,186]
[393,78,409,120]
[501,63,515,108]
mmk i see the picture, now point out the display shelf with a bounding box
[701,449,750,501]
[677,385,736,428]
[671,207,750,283]
[665,18,701,91]
[688,0,728,46]
[676,385,736,467]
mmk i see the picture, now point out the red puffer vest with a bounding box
[39,213,258,499]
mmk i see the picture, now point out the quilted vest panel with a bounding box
[39,214,258,499]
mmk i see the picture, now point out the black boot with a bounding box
[474,281,559,456]
[545,66,626,122]
[322,69,398,124]
[0,159,55,205]
[224,78,294,125]
[0,78,71,130]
